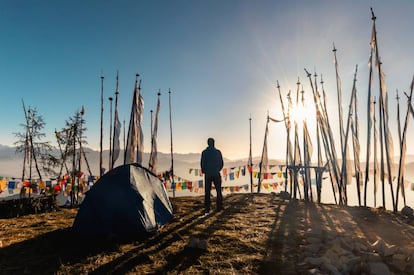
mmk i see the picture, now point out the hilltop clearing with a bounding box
[1,194,414,274]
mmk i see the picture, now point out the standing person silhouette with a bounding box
[201,137,224,213]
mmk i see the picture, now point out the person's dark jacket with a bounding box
[201,146,224,176]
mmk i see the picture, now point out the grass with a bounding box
[1,193,414,274]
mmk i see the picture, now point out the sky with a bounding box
[1,0,414,161]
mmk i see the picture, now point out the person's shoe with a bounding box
[216,206,224,212]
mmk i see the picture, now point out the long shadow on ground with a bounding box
[0,196,209,275]
[0,227,143,275]
[89,196,218,274]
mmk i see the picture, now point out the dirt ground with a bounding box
[1,193,414,274]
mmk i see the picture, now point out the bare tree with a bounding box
[14,103,57,194]
[57,109,87,205]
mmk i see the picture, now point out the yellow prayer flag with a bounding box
[38,181,46,189]
[0,179,7,190]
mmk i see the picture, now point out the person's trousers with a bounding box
[204,174,223,211]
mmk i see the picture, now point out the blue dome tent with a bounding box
[72,164,173,235]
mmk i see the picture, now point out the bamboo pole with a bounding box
[373,97,378,207]
[305,68,340,204]
[20,99,29,183]
[395,90,402,208]
[396,80,414,208]
[364,33,375,206]
[319,76,337,204]
[292,79,302,199]
[341,65,358,205]
[301,87,311,201]
[276,82,293,195]
[111,71,120,168]
[249,115,254,193]
[71,124,76,206]
[169,89,176,198]
[100,73,104,176]
[77,108,85,204]
[108,96,113,169]
[315,76,324,203]
[333,44,345,151]
[258,114,270,193]
[371,8,396,211]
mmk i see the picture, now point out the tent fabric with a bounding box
[72,163,173,235]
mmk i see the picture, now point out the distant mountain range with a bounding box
[0,144,267,179]
[1,144,414,180]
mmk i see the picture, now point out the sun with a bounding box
[289,103,316,126]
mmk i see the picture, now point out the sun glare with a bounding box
[290,105,304,123]
[290,103,315,126]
